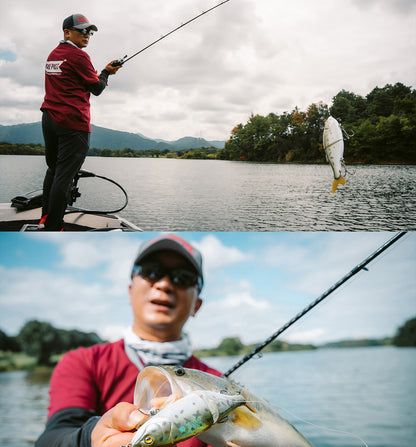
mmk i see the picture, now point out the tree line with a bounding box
[0,143,220,160]
[217,82,416,164]
[0,320,103,366]
[88,146,220,159]
[1,317,415,369]
[195,316,416,357]
[0,143,45,155]
[1,83,415,164]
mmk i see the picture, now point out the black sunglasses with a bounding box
[132,262,202,290]
[71,28,94,36]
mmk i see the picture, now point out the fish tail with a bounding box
[332,176,346,194]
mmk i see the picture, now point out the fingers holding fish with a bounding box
[91,402,147,447]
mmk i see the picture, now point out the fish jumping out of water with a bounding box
[130,365,313,447]
[323,116,346,193]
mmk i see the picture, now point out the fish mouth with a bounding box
[133,366,242,415]
[134,366,182,413]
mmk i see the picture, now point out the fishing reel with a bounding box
[111,55,127,67]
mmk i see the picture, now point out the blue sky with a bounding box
[1,0,415,140]
[1,232,415,349]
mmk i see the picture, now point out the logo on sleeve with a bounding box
[45,60,66,75]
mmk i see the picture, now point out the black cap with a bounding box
[62,14,98,31]
[132,235,203,289]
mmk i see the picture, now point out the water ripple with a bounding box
[1,156,414,231]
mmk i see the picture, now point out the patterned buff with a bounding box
[123,326,193,370]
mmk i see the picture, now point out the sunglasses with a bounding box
[71,28,94,36]
[132,262,202,290]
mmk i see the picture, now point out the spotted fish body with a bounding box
[131,366,313,447]
[323,116,346,193]
[131,390,246,446]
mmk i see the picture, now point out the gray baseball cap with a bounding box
[132,234,204,289]
[62,14,98,31]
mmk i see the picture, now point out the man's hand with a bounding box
[105,61,123,75]
[91,402,146,447]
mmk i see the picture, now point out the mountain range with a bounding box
[0,122,225,151]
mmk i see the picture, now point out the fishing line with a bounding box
[257,399,369,447]
[222,231,407,378]
[111,0,232,67]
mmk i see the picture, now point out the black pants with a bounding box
[41,111,90,230]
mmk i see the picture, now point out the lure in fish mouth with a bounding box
[129,365,313,447]
[323,116,346,193]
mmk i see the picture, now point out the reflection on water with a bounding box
[1,155,415,231]
[0,370,50,446]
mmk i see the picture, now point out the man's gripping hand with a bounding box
[91,402,146,447]
[105,61,122,75]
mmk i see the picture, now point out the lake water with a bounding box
[0,347,415,447]
[0,155,415,231]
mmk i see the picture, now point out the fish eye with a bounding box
[175,367,185,376]
[144,435,153,445]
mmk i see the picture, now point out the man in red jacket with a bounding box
[40,14,121,231]
[35,235,221,447]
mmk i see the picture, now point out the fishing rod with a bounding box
[111,0,231,67]
[223,231,407,378]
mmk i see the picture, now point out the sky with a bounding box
[0,0,415,141]
[1,232,415,349]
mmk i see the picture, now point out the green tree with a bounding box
[366,83,412,118]
[217,337,244,356]
[100,148,113,157]
[17,320,60,365]
[0,329,21,352]
[393,317,416,346]
[330,90,366,123]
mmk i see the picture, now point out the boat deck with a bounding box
[0,203,142,232]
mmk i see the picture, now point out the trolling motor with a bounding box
[68,169,96,206]
[11,169,128,215]
[65,169,129,215]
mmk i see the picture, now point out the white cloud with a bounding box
[285,328,326,344]
[193,234,251,271]
[1,233,415,350]
[0,266,129,336]
[187,282,279,348]
[0,0,414,140]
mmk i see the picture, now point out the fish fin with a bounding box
[226,442,242,447]
[230,406,262,430]
[332,175,346,194]
[241,390,257,413]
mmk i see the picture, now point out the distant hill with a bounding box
[0,122,225,151]
[157,136,226,150]
[319,338,392,348]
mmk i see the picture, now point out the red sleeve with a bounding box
[75,51,100,86]
[47,347,97,417]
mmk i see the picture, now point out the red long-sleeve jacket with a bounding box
[36,339,221,447]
